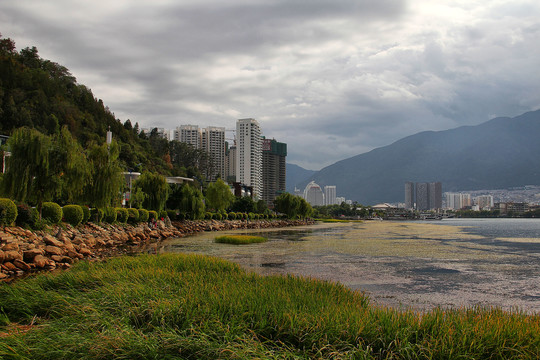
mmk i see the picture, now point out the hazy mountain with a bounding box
[301,110,540,205]
[286,163,316,193]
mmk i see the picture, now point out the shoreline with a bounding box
[0,218,315,281]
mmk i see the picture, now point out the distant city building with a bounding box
[404,182,414,209]
[416,183,430,211]
[225,143,237,182]
[475,195,494,210]
[324,185,337,206]
[445,193,471,210]
[336,196,345,204]
[262,138,287,207]
[236,118,263,198]
[304,181,325,206]
[429,182,442,210]
[201,126,225,180]
[174,125,201,148]
[294,187,303,197]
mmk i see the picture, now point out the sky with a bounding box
[1,0,539,170]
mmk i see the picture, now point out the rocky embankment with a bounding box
[0,219,314,280]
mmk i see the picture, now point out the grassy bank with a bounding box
[0,254,538,359]
[215,235,268,244]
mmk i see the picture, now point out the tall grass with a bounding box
[0,254,538,359]
[215,235,268,244]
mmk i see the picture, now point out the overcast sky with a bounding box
[1,1,539,170]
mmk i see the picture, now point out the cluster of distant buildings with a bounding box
[404,182,442,211]
[293,181,352,207]
[143,119,286,207]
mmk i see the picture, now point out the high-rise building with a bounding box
[324,185,337,206]
[174,125,201,148]
[304,181,325,206]
[475,195,494,210]
[262,138,287,207]
[404,182,414,209]
[445,193,471,210]
[428,182,442,210]
[225,143,237,182]
[416,182,429,211]
[201,126,225,180]
[236,118,262,198]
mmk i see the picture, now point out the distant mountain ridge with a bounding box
[301,110,540,205]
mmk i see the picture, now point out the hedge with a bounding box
[42,202,62,224]
[127,208,140,224]
[0,198,18,226]
[138,209,149,222]
[15,204,37,228]
[91,208,104,223]
[63,205,84,227]
[103,207,117,223]
[148,210,158,221]
[81,206,91,224]
[116,208,128,223]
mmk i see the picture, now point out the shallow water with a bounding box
[159,220,540,313]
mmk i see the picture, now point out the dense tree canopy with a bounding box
[205,179,234,212]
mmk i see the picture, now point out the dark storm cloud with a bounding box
[1,0,539,169]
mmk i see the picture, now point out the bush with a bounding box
[138,209,149,222]
[63,205,84,227]
[148,210,158,221]
[127,208,140,224]
[103,207,117,223]
[116,208,128,223]
[205,212,212,220]
[15,204,37,228]
[0,198,18,226]
[91,208,104,223]
[81,206,90,224]
[176,212,185,221]
[159,210,168,220]
[215,213,223,221]
[42,202,62,224]
[166,210,176,221]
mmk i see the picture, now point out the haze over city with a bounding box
[2,0,539,170]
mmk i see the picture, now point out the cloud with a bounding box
[1,0,539,170]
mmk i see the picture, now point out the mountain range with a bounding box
[292,109,540,205]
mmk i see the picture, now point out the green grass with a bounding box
[215,234,268,244]
[316,218,363,223]
[0,254,538,359]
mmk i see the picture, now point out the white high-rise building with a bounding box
[324,185,337,206]
[174,125,201,148]
[445,193,472,210]
[304,181,325,206]
[236,118,262,198]
[201,126,225,180]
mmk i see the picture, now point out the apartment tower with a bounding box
[236,118,262,198]
[262,138,287,206]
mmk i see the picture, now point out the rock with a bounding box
[2,242,20,252]
[67,249,83,259]
[78,247,93,256]
[4,250,22,262]
[0,250,4,263]
[2,262,17,272]
[0,272,8,280]
[44,245,64,256]
[13,259,31,272]
[51,255,73,264]
[33,255,49,268]
[23,248,45,262]
[43,235,63,248]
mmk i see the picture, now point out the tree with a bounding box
[274,193,302,219]
[2,127,54,216]
[205,179,234,212]
[178,184,205,220]
[298,197,313,219]
[84,140,124,208]
[231,196,256,213]
[133,171,169,211]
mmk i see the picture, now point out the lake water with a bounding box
[159,219,540,313]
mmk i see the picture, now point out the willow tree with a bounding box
[133,171,169,211]
[205,178,234,212]
[273,192,302,219]
[84,140,124,208]
[179,184,205,220]
[2,127,55,216]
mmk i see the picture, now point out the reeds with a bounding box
[215,235,268,244]
[0,254,538,359]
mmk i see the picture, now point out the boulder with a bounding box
[43,235,63,248]
[0,272,8,280]
[2,242,20,252]
[13,259,31,272]
[33,255,49,268]
[2,262,17,272]
[0,250,4,263]
[4,250,22,262]
[44,245,64,256]
[23,248,45,262]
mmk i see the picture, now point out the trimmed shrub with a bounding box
[103,207,117,223]
[229,212,236,220]
[63,205,84,227]
[91,208,104,223]
[176,212,185,221]
[42,202,62,224]
[116,208,128,223]
[166,210,176,221]
[81,206,91,224]
[148,210,158,221]
[0,198,18,226]
[127,208,140,224]
[138,209,149,223]
[15,204,37,228]
[205,212,212,220]
[215,213,222,221]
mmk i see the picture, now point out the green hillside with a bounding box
[0,33,209,179]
